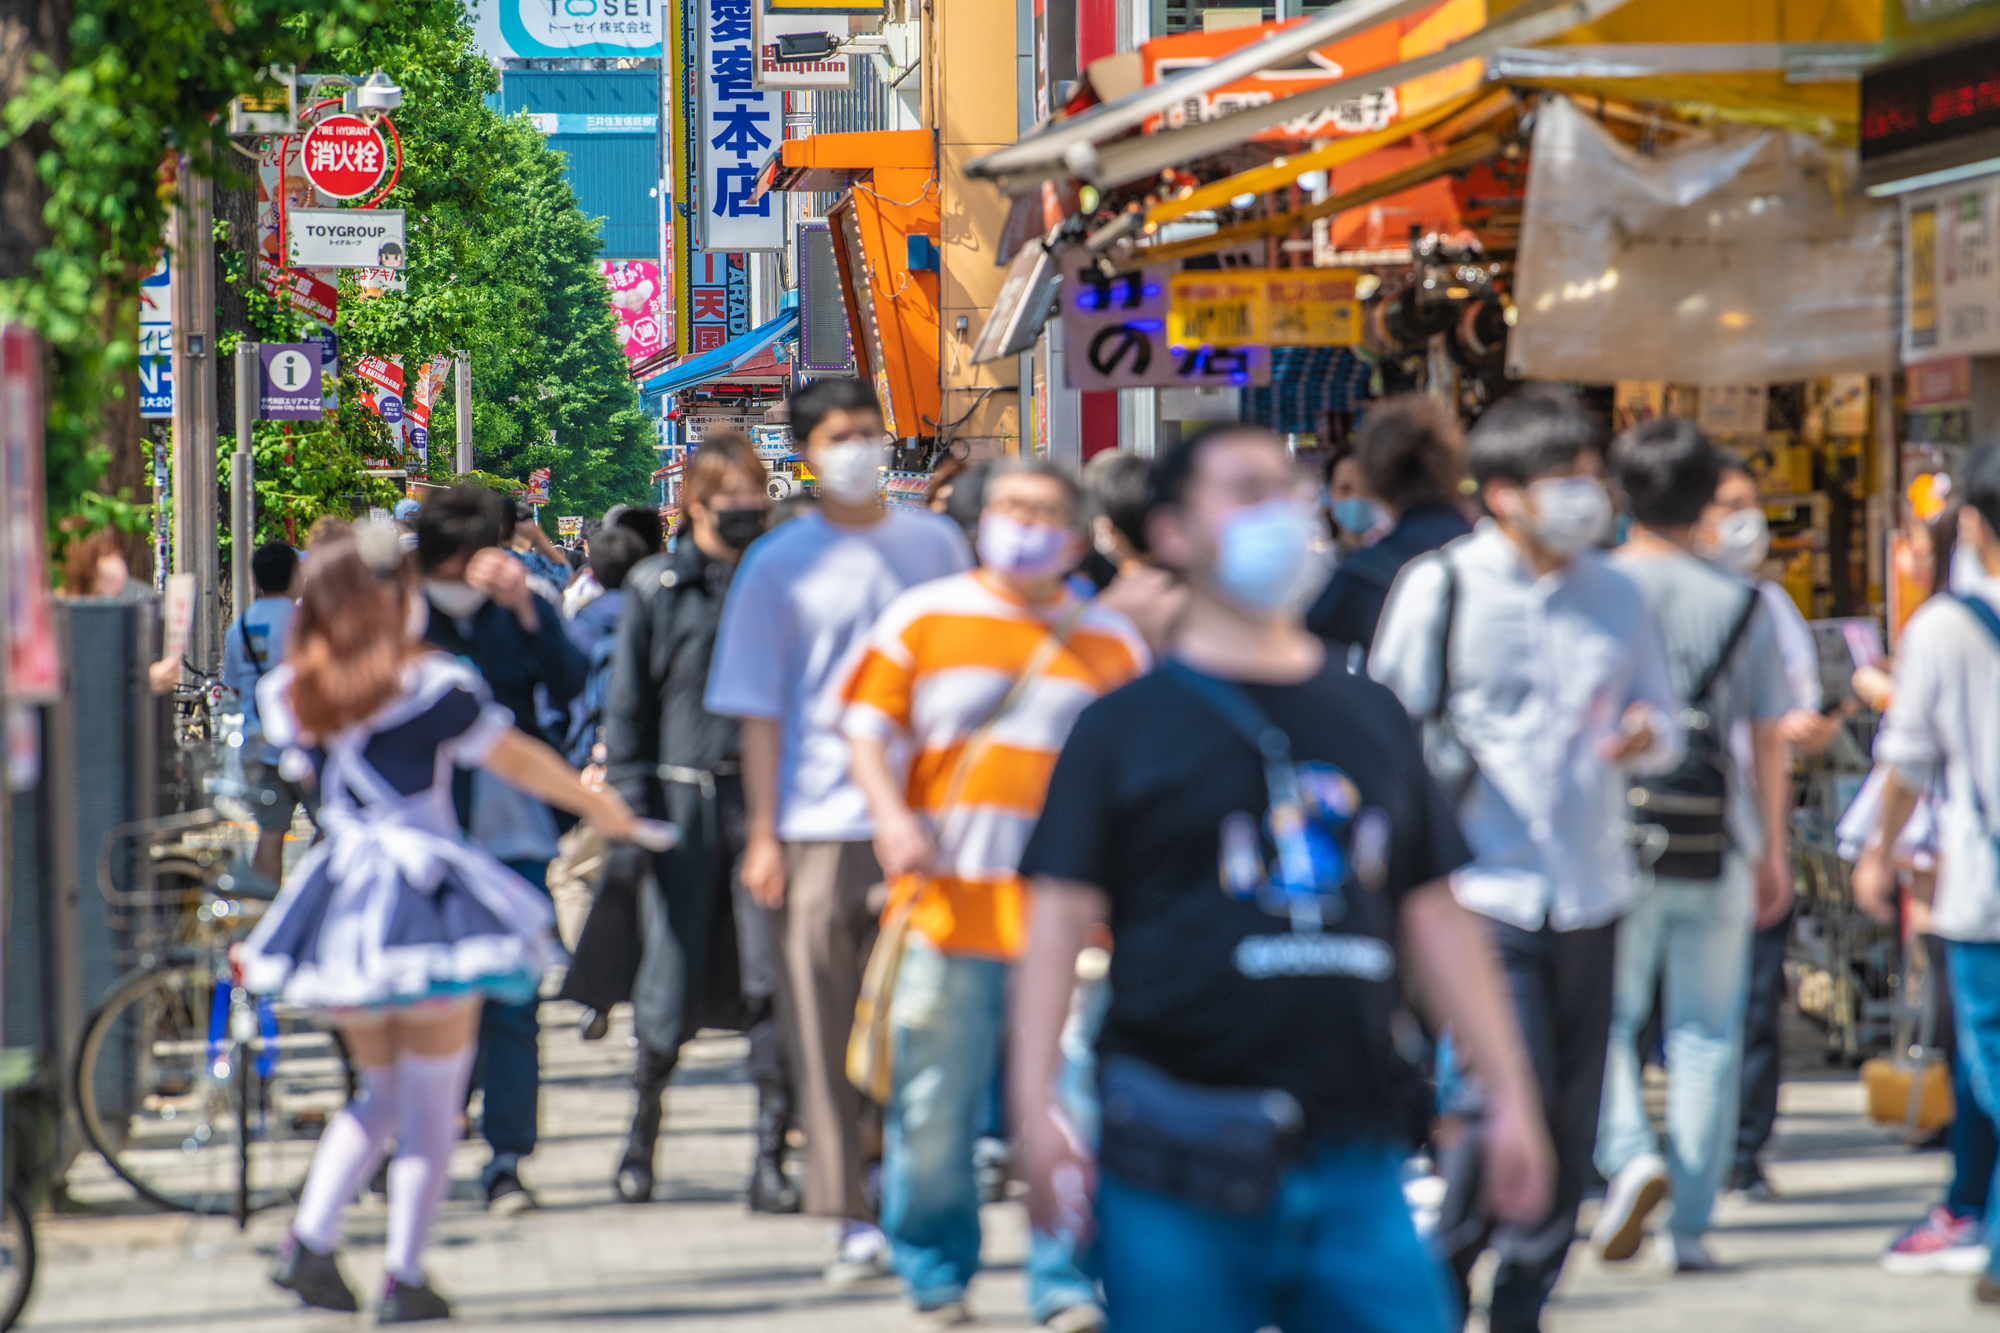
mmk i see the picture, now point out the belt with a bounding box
[659,762,738,798]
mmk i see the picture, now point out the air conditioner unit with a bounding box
[797,222,855,374]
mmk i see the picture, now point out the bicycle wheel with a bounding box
[0,1192,34,1330]
[73,964,353,1215]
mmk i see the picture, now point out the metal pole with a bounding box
[232,343,257,621]
[454,354,473,475]
[168,167,220,672]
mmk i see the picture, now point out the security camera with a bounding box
[775,32,839,60]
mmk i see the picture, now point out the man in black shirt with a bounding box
[1011,423,1550,1331]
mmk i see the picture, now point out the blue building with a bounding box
[489,69,660,260]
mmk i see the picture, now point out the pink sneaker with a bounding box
[1881,1206,1989,1275]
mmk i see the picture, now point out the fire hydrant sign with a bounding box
[300,114,391,199]
[288,208,407,270]
[259,342,323,420]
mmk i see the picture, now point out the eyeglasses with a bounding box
[984,494,1074,525]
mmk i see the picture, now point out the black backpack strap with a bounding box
[1431,553,1458,725]
[1690,588,1762,708]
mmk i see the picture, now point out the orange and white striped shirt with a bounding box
[841,571,1149,958]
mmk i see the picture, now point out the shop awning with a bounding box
[638,309,799,401]
[754,130,939,199]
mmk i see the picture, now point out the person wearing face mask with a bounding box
[1696,454,1838,1203]
[560,431,799,1209]
[1307,396,1474,661]
[1083,451,1187,655]
[1370,386,1680,1330]
[841,459,1147,1328]
[1010,423,1552,1331]
[706,378,972,1282]
[1326,447,1385,554]
[415,485,590,1217]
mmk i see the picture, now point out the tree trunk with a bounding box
[0,0,67,283]
[215,182,256,447]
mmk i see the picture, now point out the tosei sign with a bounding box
[288,208,407,270]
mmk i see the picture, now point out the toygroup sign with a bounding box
[288,208,408,269]
[473,0,664,59]
[300,114,391,199]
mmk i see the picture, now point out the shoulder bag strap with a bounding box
[1158,659,1301,808]
[1688,587,1763,710]
[1431,553,1458,725]
[933,597,1091,826]
[1954,594,2000,836]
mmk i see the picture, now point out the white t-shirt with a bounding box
[706,506,972,840]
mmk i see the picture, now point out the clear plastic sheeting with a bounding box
[1508,95,1894,386]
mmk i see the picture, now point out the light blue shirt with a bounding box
[223,596,295,764]
[1370,523,1683,932]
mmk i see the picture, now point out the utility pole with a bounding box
[168,165,221,671]
[455,354,473,475]
[232,343,258,620]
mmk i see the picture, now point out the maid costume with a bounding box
[238,653,563,1011]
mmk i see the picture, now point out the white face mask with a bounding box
[425,579,488,620]
[1513,475,1609,560]
[1699,507,1770,575]
[978,512,1075,579]
[1212,498,1331,614]
[813,438,889,505]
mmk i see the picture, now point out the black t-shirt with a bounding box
[1019,656,1469,1140]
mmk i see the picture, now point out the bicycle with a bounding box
[72,710,354,1225]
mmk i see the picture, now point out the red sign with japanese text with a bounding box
[301,114,391,200]
[604,261,665,369]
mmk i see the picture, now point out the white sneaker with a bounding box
[914,1301,971,1327]
[1042,1302,1106,1333]
[824,1222,892,1287]
[1662,1231,1719,1273]
[1592,1151,1668,1262]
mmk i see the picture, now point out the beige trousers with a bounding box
[773,840,884,1219]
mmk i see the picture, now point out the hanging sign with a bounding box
[356,354,407,451]
[1063,263,1271,391]
[698,0,786,251]
[526,468,552,504]
[288,208,407,270]
[1264,270,1362,346]
[299,114,392,199]
[140,253,173,419]
[1168,272,1266,348]
[472,0,664,60]
[0,324,59,702]
[257,139,341,322]
[258,342,323,420]
[1903,176,2000,362]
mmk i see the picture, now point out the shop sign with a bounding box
[558,516,583,540]
[1907,356,1973,408]
[1903,176,2000,362]
[605,260,666,368]
[300,114,391,200]
[1695,384,1768,438]
[1169,272,1266,348]
[258,342,323,421]
[1063,263,1271,391]
[756,13,855,89]
[140,253,173,419]
[1264,271,1361,346]
[1166,269,1361,349]
[687,252,748,355]
[356,354,407,451]
[288,208,407,270]
[698,0,786,252]
[473,0,663,60]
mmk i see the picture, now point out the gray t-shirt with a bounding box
[1613,548,1791,860]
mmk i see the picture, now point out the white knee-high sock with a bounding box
[292,1063,400,1253]
[384,1046,476,1285]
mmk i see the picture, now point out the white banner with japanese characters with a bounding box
[698,0,786,252]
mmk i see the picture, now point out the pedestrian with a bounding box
[1081,452,1185,656]
[1012,422,1553,1333]
[564,518,607,618]
[1854,442,2000,1308]
[559,431,800,1211]
[1370,386,1680,1330]
[843,458,1148,1327]
[248,525,640,1322]
[706,377,972,1282]
[1698,453,1840,1200]
[605,501,666,558]
[221,539,305,885]
[1306,395,1473,661]
[1324,443,1378,555]
[416,486,590,1215]
[1590,417,1794,1272]
[61,529,131,597]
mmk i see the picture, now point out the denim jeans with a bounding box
[1597,855,1753,1237]
[472,859,549,1185]
[1946,940,2000,1277]
[1097,1141,1453,1333]
[881,937,1100,1313]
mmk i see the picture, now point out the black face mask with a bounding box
[713,507,767,551]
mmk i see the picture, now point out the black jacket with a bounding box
[1306,502,1472,656]
[604,539,739,813]
[424,588,587,747]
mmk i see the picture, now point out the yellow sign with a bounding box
[1265,270,1361,347]
[1168,272,1266,348]
[1909,202,1938,352]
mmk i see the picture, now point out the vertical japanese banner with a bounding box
[697,0,784,252]
[604,260,666,368]
[406,355,451,465]
[526,467,551,504]
[355,354,407,456]
[257,139,341,323]
[0,325,59,703]
[687,252,734,354]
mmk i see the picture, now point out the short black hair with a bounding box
[586,525,647,592]
[1467,384,1601,488]
[1964,444,2000,546]
[603,502,664,555]
[1084,452,1154,553]
[1610,416,1720,529]
[1357,395,1464,510]
[789,377,882,446]
[417,485,507,573]
[942,460,987,540]
[250,541,299,597]
[1145,422,1285,519]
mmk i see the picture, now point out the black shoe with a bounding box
[615,1062,669,1203]
[378,1275,453,1323]
[615,1154,655,1203]
[485,1171,536,1217]
[748,1086,801,1214]
[578,1007,609,1042]
[272,1233,359,1312]
[1979,1272,2000,1305]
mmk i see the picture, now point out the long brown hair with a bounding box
[285,542,416,740]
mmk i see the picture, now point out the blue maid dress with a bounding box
[238,654,562,1011]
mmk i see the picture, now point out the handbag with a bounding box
[1628,589,1760,881]
[845,599,1089,1105]
[1419,554,1479,808]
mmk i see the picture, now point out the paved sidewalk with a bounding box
[33,1002,1995,1331]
